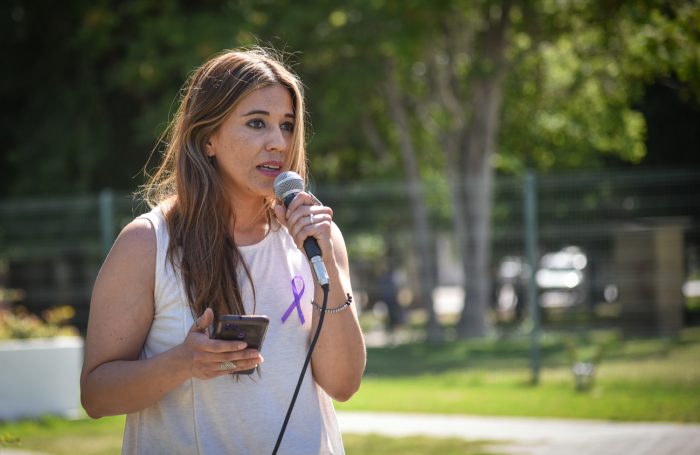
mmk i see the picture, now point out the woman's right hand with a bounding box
[184,308,264,379]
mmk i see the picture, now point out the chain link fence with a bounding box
[1,168,699,336]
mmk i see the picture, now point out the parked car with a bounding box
[494,246,593,321]
[535,246,589,309]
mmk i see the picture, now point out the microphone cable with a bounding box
[272,282,330,454]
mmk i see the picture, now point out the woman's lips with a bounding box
[256,161,283,177]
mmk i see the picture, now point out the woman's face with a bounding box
[206,83,295,201]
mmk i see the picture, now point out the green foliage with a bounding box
[499,0,700,172]
[0,305,79,339]
[2,0,699,196]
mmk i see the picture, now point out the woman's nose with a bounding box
[266,127,288,152]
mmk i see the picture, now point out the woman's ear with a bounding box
[205,139,215,158]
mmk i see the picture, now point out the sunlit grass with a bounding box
[343,433,502,455]
[336,328,700,422]
[0,415,125,455]
[2,328,698,454]
[0,415,505,455]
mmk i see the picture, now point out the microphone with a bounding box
[274,171,330,286]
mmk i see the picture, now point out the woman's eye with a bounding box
[247,119,265,129]
[281,121,295,132]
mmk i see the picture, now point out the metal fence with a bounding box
[1,168,699,336]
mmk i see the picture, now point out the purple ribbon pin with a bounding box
[281,275,306,325]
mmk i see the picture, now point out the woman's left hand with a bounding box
[273,191,335,256]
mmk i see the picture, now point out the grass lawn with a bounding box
[336,326,700,422]
[0,415,500,455]
[1,415,125,455]
[2,327,698,454]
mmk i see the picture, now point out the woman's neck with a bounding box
[230,197,270,246]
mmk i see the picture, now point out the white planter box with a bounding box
[0,337,83,420]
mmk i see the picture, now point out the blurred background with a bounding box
[2,1,700,453]
[2,0,699,343]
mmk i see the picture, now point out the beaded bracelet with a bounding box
[311,293,353,314]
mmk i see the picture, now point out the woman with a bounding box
[80,48,366,454]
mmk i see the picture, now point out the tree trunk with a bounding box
[385,59,443,341]
[456,2,510,338]
[457,121,497,338]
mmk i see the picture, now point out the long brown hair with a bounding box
[142,48,308,322]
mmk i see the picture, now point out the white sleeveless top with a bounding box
[122,206,344,454]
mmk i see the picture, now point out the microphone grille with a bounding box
[273,171,305,201]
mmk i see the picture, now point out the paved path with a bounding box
[337,411,700,455]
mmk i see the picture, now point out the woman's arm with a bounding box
[80,219,262,418]
[274,195,366,402]
[308,223,366,401]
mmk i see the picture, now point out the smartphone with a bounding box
[213,315,269,374]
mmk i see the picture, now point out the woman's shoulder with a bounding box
[112,217,157,260]
[136,203,168,225]
[94,214,157,298]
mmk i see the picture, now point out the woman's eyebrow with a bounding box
[241,109,295,118]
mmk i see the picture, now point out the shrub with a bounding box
[0,306,79,339]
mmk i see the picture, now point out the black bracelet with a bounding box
[311,293,352,314]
